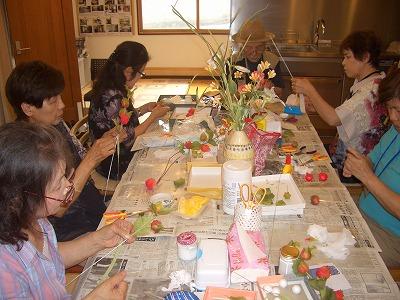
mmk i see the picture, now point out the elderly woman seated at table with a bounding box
[89,41,170,180]
[231,19,284,98]
[5,61,120,241]
[0,122,133,299]
[343,67,400,268]
[292,31,388,180]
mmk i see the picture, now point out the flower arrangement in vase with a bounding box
[172,6,277,165]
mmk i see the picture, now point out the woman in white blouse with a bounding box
[292,31,388,178]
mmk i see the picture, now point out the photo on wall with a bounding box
[77,0,132,35]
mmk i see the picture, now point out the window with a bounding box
[137,0,231,34]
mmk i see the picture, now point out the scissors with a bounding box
[103,210,146,224]
[239,184,267,209]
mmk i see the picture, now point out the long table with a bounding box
[73,104,400,299]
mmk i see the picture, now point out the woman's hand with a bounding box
[103,127,128,143]
[150,104,170,119]
[85,134,116,168]
[92,219,134,250]
[343,147,374,182]
[291,78,316,97]
[84,271,128,300]
[143,102,157,113]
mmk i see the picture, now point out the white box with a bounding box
[195,239,229,290]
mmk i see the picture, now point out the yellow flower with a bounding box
[238,83,252,94]
[234,71,243,79]
[268,70,276,79]
[249,71,264,82]
[257,61,271,73]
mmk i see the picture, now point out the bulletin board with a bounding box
[77,0,133,35]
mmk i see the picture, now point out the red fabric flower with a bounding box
[119,109,130,125]
[186,108,195,117]
[316,266,331,280]
[334,290,344,300]
[244,117,253,123]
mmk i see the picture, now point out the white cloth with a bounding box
[335,72,385,150]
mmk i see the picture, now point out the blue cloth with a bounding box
[164,291,199,300]
[359,126,400,237]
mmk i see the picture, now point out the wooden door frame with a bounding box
[0,0,15,124]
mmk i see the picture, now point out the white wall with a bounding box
[73,0,229,69]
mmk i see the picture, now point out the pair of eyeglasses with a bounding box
[137,71,146,78]
[24,170,76,207]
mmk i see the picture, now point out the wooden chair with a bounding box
[70,116,119,196]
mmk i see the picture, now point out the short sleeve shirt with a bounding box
[0,218,70,299]
[359,126,400,237]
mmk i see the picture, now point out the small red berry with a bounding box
[318,172,328,182]
[297,260,309,274]
[145,178,156,190]
[316,266,331,280]
[310,195,320,205]
[305,173,314,182]
[200,144,210,152]
[184,141,192,149]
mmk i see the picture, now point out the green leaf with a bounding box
[133,215,152,236]
[276,199,287,206]
[292,258,301,276]
[308,278,326,291]
[174,178,186,188]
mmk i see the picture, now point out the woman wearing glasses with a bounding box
[89,41,170,180]
[6,61,119,241]
[0,122,133,299]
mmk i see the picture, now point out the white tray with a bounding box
[252,174,305,216]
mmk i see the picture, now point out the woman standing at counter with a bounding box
[89,41,170,180]
[343,67,400,268]
[292,31,388,177]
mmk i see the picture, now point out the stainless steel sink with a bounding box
[276,44,318,52]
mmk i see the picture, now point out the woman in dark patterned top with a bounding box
[89,41,170,180]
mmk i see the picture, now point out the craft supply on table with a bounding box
[282,154,293,174]
[222,160,252,215]
[278,245,300,275]
[203,286,256,300]
[177,231,198,261]
[149,192,176,215]
[234,201,262,232]
[177,194,209,219]
[186,165,222,199]
[103,210,146,224]
[195,239,229,290]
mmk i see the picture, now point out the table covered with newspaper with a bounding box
[73,105,400,300]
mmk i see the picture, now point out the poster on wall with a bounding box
[78,0,132,35]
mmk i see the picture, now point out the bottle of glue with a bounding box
[282,155,293,174]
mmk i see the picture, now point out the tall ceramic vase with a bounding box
[223,130,254,164]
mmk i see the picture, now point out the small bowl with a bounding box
[149,193,176,215]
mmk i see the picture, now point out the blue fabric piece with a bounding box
[164,291,199,300]
[284,105,303,115]
[359,126,400,237]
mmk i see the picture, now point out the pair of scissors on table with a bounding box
[239,184,267,209]
[103,210,147,224]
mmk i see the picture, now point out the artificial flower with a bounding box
[268,69,276,79]
[249,70,265,82]
[316,266,331,280]
[257,61,271,72]
[238,83,252,94]
[234,71,243,79]
[121,97,130,108]
[234,65,250,73]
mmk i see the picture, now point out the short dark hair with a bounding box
[378,65,400,104]
[340,31,381,68]
[0,122,70,249]
[92,41,149,102]
[5,61,65,120]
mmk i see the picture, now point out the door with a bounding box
[5,0,81,123]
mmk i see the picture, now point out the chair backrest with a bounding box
[70,115,89,146]
[90,58,108,81]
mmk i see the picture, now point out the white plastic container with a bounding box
[177,232,197,261]
[222,160,252,215]
[195,239,229,290]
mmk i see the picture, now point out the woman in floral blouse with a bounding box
[89,41,170,180]
[292,31,388,181]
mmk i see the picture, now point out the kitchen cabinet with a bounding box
[277,56,344,144]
